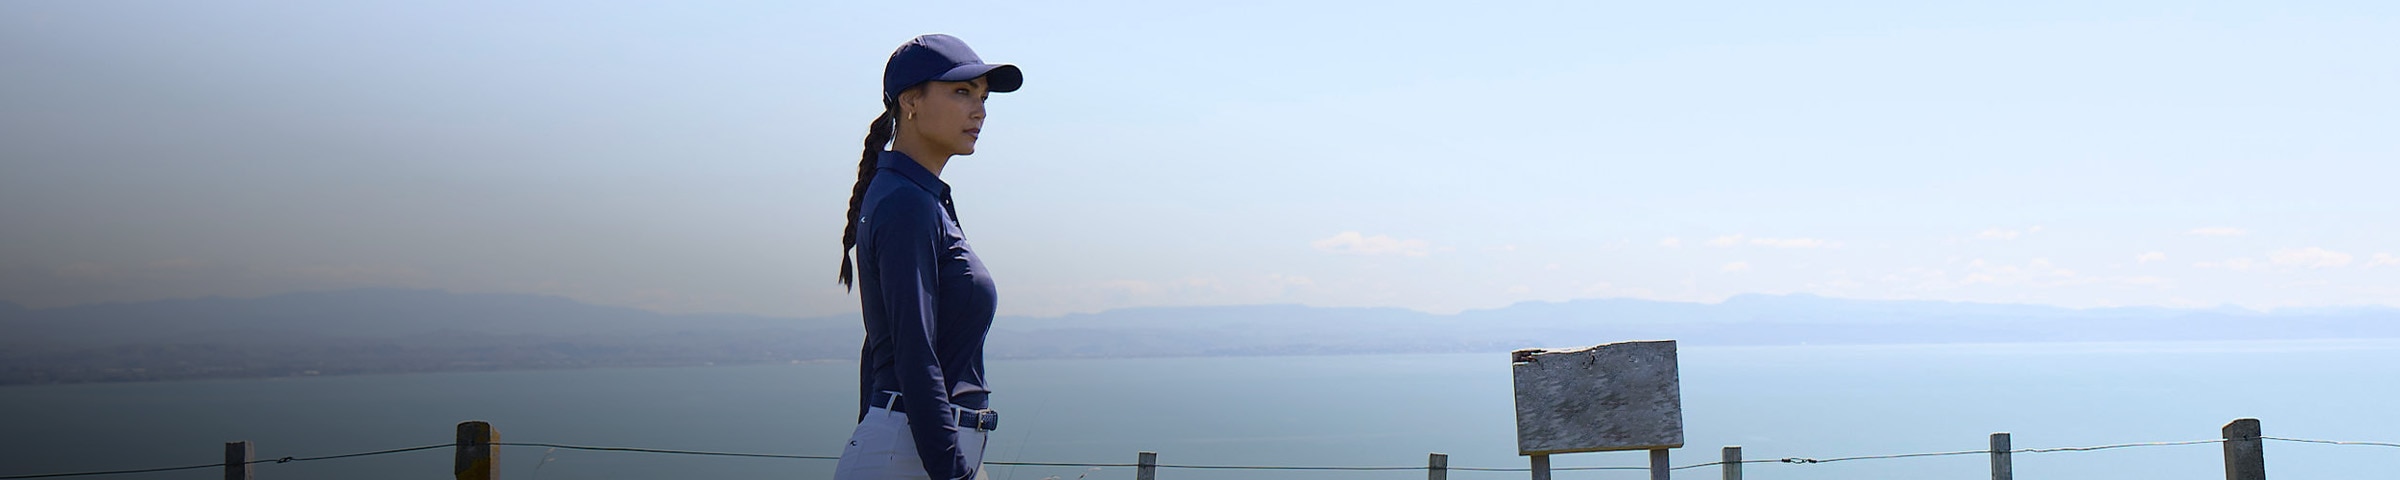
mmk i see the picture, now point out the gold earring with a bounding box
[906,112,916,121]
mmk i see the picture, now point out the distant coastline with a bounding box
[5,288,2396,386]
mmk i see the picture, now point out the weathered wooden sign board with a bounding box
[1512,340,1684,455]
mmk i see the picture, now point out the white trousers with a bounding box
[833,406,988,480]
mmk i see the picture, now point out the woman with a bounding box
[832,34,1022,480]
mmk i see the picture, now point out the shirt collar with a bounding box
[876,150,950,199]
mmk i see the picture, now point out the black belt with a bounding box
[871,391,999,431]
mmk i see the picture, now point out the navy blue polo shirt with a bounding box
[854,150,998,480]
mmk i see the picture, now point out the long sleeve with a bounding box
[855,338,874,422]
[864,193,975,480]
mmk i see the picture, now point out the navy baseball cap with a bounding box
[882,34,1023,104]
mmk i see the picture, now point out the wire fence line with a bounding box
[493,437,2243,472]
[495,442,838,461]
[501,436,2246,470]
[0,444,449,480]
[7,435,2399,479]
[2264,436,2400,449]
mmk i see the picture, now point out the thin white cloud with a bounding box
[2371,253,2400,268]
[1311,231,1431,257]
[2194,258,2261,271]
[1721,261,1751,272]
[1751,237,1837,248]
[1703,234,1838,248]
[1976,225,2044,241]
[1961,258,2080,286]
[2136,252,2167,263]
[1659,237,1682,248]
[1578,282,1659,299]
[2269,247,2353,268]
[2196,247,2357,271]
[2187,227,2249,237]
[1892,258,2166,292]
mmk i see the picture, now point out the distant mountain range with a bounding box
[3,288,2395,385]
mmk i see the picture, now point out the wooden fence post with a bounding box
[1529,454,1550,480]
[1722,446,1741,480]
[1136,451,1156,480]
[455,421,499,480]
[1990,432,2011,480]
[2223,418,2263,480]
[224,441,252,480]
[1428,452,1447,480]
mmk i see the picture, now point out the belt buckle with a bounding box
[954,408,998,431]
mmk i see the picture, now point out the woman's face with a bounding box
[901,77,991,157]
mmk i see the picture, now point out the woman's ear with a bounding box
[895,88,924,120]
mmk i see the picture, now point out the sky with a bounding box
[2,1,2396,318]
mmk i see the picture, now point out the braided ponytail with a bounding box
[839,107,897,290]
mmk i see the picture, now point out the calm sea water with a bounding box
[5,340,2399,479]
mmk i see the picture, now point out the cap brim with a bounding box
[934,63,1023,93]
